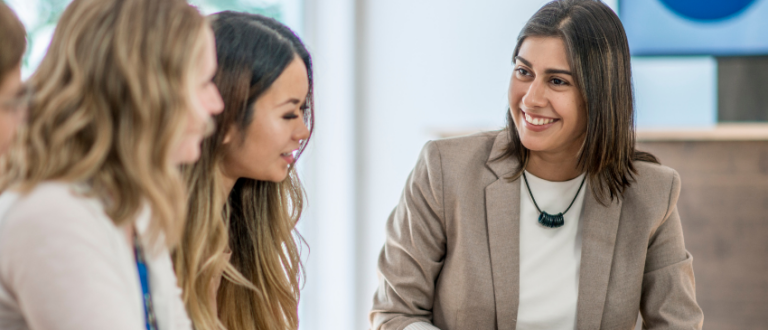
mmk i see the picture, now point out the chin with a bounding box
[267,168,290,183]
[172,145,201,165]
[519,135,552,152]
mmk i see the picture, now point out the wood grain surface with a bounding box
[636,140,768,330]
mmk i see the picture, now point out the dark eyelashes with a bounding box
[517,67,569,86]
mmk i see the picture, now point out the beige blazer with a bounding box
[370,131,703,330]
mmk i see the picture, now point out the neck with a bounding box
[526,148,583,182]
[219,168,237,209]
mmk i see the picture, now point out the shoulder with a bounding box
[1,182,112,248]
[429,130,498,159]
[5,182,102,223]
[624,161,681,216]
[422,130,500,170]
[630,161,680,193]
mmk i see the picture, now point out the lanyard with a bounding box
[134,232,159,330]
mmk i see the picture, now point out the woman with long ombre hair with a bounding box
[174,12,312,330]
[0,0,223,329]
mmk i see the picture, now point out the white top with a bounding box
[404,171,586,330]
[0,182,192,330]
[516,171,585,330]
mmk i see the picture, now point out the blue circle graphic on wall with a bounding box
[659,0,758,21]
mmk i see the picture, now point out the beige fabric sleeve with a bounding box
[404,322,441,330]
[0,191,144,330]
[640,170,704,329]
[370,141,446,330]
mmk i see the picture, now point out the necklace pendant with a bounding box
[538,212,565,228]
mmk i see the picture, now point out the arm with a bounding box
[0,197,143,330]
[640,171,704,329]
[370,141,447,330]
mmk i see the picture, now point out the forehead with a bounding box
[199,27,217,72]
[270,57,309,97]
[517,37,570,70]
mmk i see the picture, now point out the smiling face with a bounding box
[172,27,225,165]
[221,56,310,183]
[509,36,587,156]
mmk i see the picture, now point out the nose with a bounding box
[521,78,547,110]
[208,85,224,116]
[294,112,310,141]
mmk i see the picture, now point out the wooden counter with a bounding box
[636,125,768,330]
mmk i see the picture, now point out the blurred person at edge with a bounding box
[0,2,27,158]
[0,0,223,329]
[370,1,703,329]
[173,12,312,330]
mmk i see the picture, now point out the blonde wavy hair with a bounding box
[174,12,313,330]
[5,0,207,250]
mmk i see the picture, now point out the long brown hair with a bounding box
[5,0,206,250]
[502,0,658,204]
[174,12,313,330]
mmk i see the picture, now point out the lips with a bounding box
[521,110,559,132]
[281,150,297,164]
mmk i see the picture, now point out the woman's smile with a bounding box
[521,109,560,132]
[281,150,297,165]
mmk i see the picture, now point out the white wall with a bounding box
[357,1,552,328]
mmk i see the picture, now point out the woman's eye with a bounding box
[516,67,530,76]
[283,113,299,120]
[551,78,567,86]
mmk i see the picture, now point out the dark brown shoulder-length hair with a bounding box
[174,11,312,330]
[502,0,658,204]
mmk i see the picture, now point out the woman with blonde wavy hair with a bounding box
[174,12,312,330]
[0,0,223,329]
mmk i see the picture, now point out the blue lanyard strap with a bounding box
[134,232,159,330]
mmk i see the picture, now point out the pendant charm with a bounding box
[538,212,565,228]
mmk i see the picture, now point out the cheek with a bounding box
[553,96,586,134]
[0,117,14,153]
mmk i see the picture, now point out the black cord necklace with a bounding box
[522,172,587,228]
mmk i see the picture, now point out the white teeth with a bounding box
[524,113,555,126]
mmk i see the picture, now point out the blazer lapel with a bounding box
[576,187,623,330]
[485,131,520,330]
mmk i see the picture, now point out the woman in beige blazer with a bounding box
[370,1,703,329]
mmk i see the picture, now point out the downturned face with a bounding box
[172,27,225,165]
[509,36,587,155]
[0,64,23,156]
[221,56,310,183]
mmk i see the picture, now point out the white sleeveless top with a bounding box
[0,182,191,330]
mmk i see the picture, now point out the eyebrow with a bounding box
[279,98,303,107]
[514,56,572,76]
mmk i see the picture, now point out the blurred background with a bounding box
[6,0,767,329]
